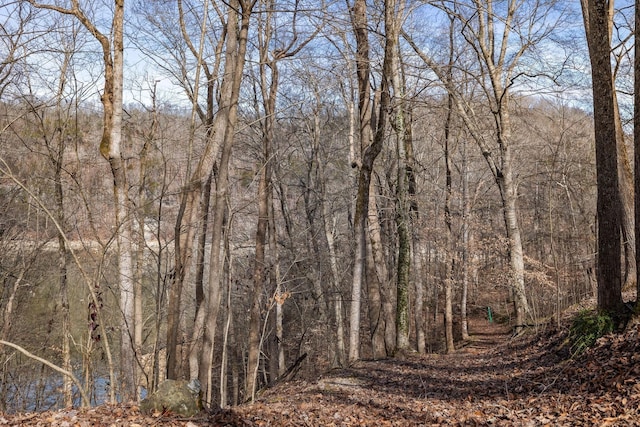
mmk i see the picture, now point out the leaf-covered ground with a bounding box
[3,317,640,426]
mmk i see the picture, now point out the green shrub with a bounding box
[568,309,614,356]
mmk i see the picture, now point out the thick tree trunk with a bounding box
[389,0,410,351]
[499,154,529,328]
[583,0,623,313]
[349,167,371,362]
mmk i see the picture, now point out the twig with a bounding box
[0,340,90,407]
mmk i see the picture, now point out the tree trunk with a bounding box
[613,98,636,290]
[349,0,375,363]
[583,0,623,313]
[31,0,134,403]
[167,0,226,380]
[635,0,640,304]
[186,0,253,403]
[443,27,456,352]
[366,187,387,358]
[246,95,272,401]
[388,0,410,352]
[322,199,346,366]
[443,95,455,354]
[413,241,426,353]
[498,149,529,328]
[460,138,470,341]
[270,212,285,376]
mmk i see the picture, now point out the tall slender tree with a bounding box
[635,0,640,306]
[28,0,136,401]
[191,0,256,404]
[348,0,392,362]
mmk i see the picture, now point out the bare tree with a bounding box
[386,0,411,352]
[27,0,136,400]
[188,0,256,404]
[404,0,565,330]
[348,0,392,362]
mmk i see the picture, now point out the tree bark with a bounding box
[167,0,225,380]
[443,92,455,354]
[443,18,455,352]
[460,137,471,341]
[245,58,274,399]
[365,186,387,358]
[348,0,375,362]
[186,0,254,404]
[31,0,137,400]
[635,0,640,304]
[582,0,623,313]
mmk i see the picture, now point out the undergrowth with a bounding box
[568,309,614,357]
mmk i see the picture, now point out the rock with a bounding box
[140,379,202,417]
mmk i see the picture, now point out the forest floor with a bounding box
[3,315,640,426]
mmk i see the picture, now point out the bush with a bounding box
[568,309,614,357]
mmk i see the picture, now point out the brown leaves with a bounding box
[3,320,640,426]
[0,404,251,426]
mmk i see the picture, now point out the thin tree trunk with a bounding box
[366,187,387,358]
[443,15,456,352]
[634,0,640,304]
[269,208,285,376]
[246,113,271,401]
[460,137,470,341]
[413,241,426,353]
[404,100,424,353]
[51,48,73,407]
[322,203,346,366]
[443,92,455,354]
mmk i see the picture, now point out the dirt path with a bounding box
[229,320,640,426]
[232,320,525,425]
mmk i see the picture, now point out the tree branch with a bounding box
[0,340,90,407]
